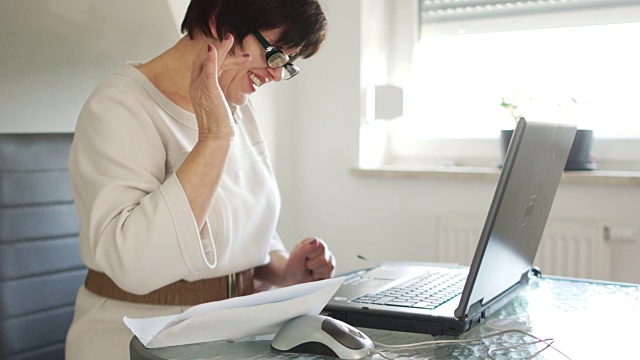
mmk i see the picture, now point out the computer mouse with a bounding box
[271,314,374,359]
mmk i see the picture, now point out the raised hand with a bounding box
[189,34,239,141]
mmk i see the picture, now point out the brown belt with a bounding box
[84,268,254,306]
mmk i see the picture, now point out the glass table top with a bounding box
[131,276,640,359]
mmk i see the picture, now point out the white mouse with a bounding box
[271,314,374,359]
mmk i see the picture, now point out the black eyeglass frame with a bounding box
[252,30,300,80]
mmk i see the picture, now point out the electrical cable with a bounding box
[368,348,394,359]
[369,329,572,360]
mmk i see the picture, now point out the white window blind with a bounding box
[420,0,638,23]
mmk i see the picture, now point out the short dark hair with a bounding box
[181,0,328,61]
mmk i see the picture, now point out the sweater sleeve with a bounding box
[69,85,217,294]
[269,232,287,254]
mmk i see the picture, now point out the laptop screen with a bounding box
[455,119,576,318]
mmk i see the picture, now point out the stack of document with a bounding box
[124,276,345,348]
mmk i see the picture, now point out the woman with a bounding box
[65,1,334,359]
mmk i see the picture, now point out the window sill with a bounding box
[352,165,640,187]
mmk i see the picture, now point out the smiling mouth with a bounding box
[249,72,263,88]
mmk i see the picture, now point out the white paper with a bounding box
[123,276,345,348]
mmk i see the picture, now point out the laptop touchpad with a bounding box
[335,278,395,297]
[364,265,428,280]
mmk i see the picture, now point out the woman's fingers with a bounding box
[190,45,207,84]
[217,33,234,60]
[219,52,251,74]
[299,238,336,280]
[202,44,220,93]
[216,33,252,74]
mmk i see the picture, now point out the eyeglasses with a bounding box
[252,30,300,80]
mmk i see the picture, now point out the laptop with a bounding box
[324,118,577,336]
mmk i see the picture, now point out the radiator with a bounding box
[436,215,611,281]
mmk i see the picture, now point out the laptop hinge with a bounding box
[521,267,540,284]
[530,266,542,278]
[467,298,484,318]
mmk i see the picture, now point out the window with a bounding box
[361,0,640,170]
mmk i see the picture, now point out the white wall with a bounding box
[254,0,640,284]
[0,0,185,133]
[3,0,639,283]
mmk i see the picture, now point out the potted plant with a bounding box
[499,96,596,170]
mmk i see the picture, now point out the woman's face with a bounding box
[218,28,298,106]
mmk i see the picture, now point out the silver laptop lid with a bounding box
[454,118,577,318]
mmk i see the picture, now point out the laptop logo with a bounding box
[522,195,538,226]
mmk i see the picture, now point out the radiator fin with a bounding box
[436,215,610,280]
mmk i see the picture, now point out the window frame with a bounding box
[360,1,640,171]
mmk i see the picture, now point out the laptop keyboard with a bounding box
[351,271,466,310]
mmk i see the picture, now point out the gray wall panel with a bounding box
[10,344,65,360]
[0,134,73,171]
[0,204,79,242]
[0,133,82,360]
[0,170,73,206]
[0,306,74,356]
[0,236,83,280]
[0,270,85,318]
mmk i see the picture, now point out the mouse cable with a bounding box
[368,348,394,359]
[370,329,572,360]
[487,336,556,360]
